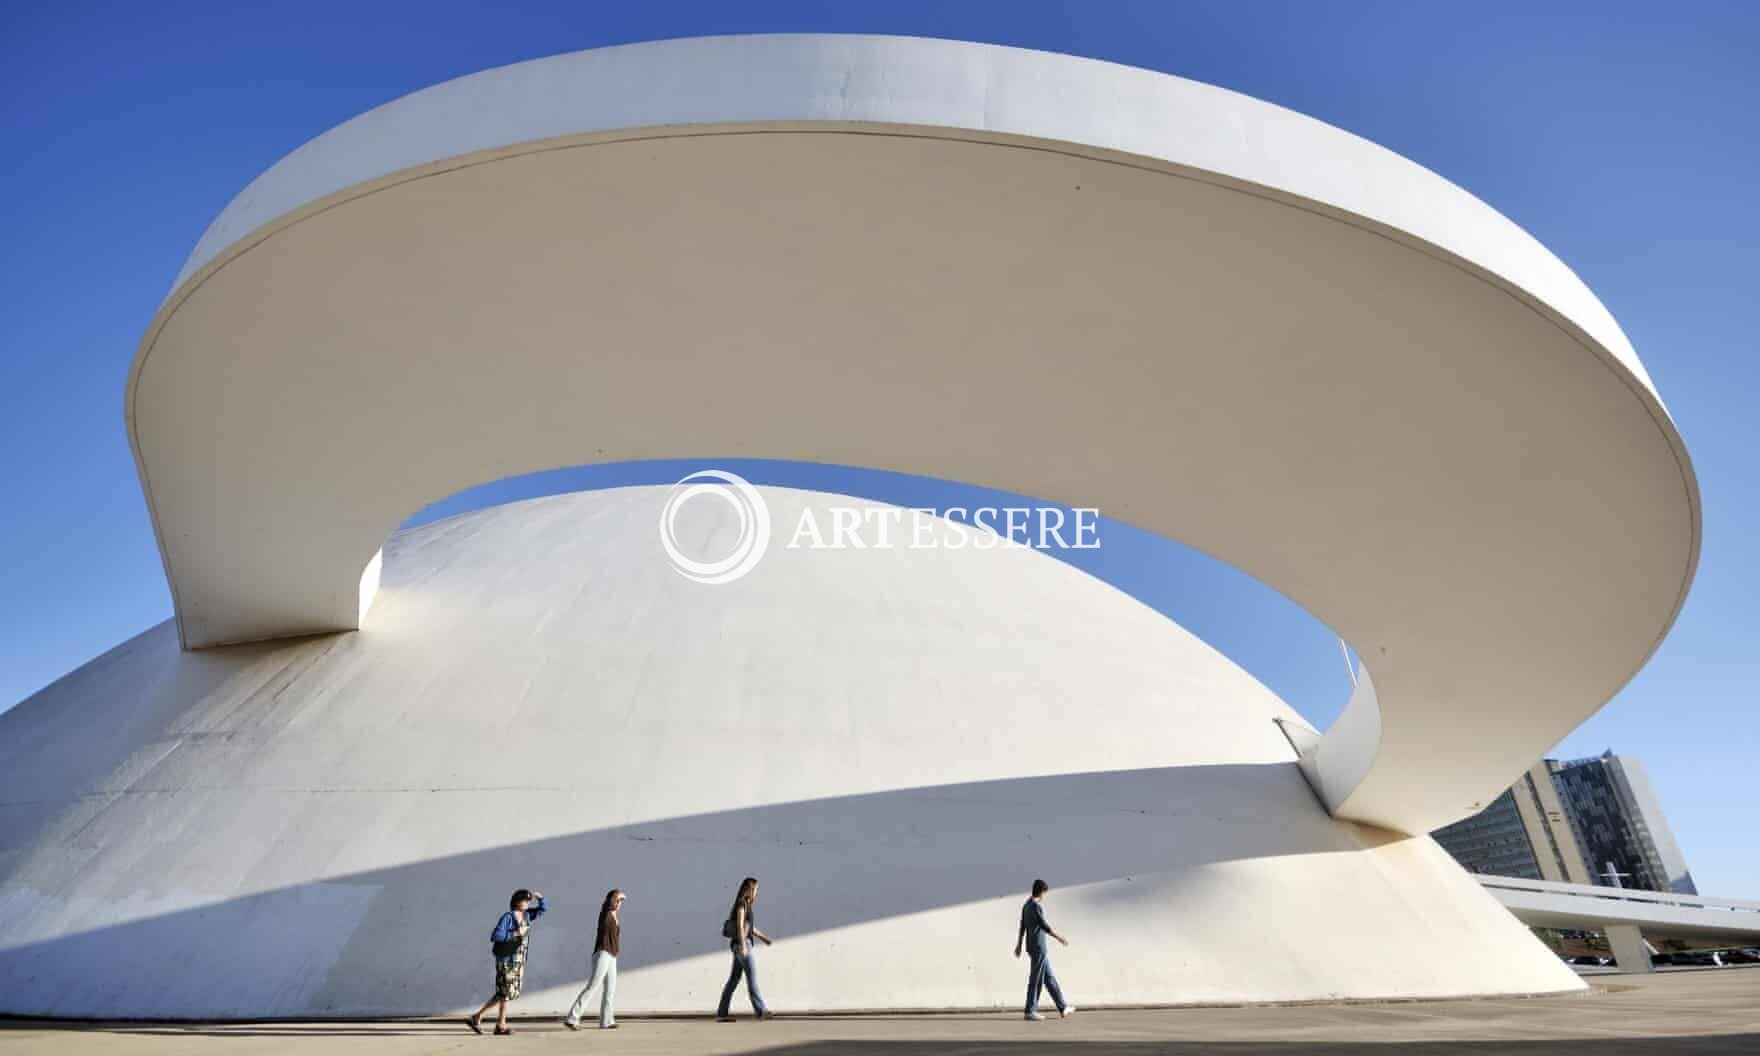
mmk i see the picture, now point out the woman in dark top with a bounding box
[716,876,775,1021]
[467,887,546,1036]
[563,889,625,1030]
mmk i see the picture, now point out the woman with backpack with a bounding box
[467,888,546,1036]
[716,876,775,1021]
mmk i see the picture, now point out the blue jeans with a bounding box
[1025,946,1066,1014]
[717,946,768,1017]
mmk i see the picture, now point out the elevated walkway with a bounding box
[1480,875,1760,972]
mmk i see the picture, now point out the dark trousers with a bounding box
[717,946,768,1017]
[1025,946,1066,1014]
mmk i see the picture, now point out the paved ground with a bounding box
[5,968,1758,1054]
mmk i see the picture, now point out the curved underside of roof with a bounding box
[124,34,1699,835]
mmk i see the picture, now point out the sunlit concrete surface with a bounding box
[0,489,1578,1017]
[5,968,1758,1054]
[124,34,1700,837]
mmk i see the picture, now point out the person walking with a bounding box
[1014,879,1074,1020]
[468,888,547,1036]
[563,889,625,1030]
[715,876,775,1021]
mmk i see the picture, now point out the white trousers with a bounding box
[565,950,617,1026]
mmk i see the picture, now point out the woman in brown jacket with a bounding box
[563,889,624,1030]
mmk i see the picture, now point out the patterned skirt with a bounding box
[494,944,528,1000]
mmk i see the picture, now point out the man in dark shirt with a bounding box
[1014,878,1074,1020]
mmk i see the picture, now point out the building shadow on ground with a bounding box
[744,1040,1760,1055]
[1,753,1411,1016]
[9,1022,1758,1053]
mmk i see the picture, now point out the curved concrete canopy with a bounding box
[125,34,1699,836]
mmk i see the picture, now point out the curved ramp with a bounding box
[125,35,1698,835]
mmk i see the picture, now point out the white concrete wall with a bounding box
[0,489,1582,1017]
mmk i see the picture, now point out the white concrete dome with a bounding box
[0,488,1579,1017]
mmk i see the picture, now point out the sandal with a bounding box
[465,1016,482,1035]
[494,1026,515,1035]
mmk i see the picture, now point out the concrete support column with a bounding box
[1604,924,1654,973]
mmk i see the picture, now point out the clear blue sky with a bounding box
[2,2,1755,894]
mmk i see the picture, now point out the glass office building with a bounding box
[1433,761,1593,884]
[1550,752,1697,895]
[1433,753,1693,893]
